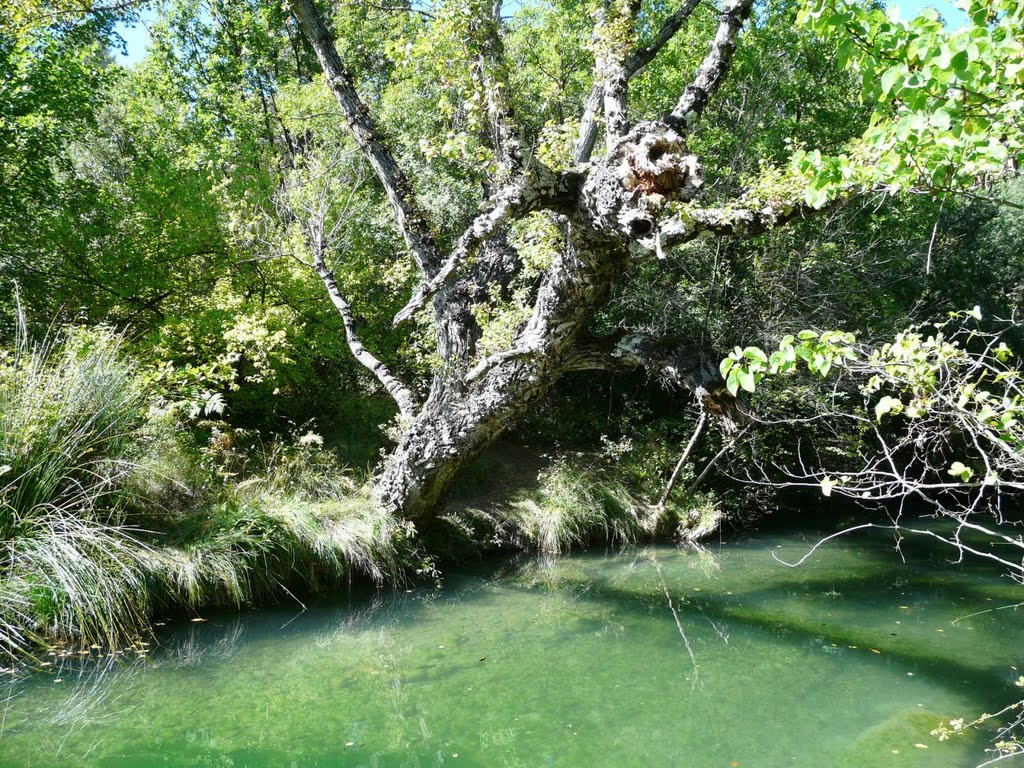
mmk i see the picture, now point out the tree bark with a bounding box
[374,222,625,522]
[374,123,741,524]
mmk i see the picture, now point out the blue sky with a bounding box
[112,12,155,67]
[890,0,968,23]
[112,0,970,68]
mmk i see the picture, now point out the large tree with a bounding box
[278,0,1022,525]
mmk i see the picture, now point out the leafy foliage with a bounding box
[796,0,1023,204]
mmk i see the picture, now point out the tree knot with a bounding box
[580,122,703,243]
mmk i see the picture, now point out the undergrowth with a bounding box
[0,324,730,661]
[0,327,405,660]
[449,448,725,555]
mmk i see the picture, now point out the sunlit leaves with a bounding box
[719,330,857,396]
[794,0,1024,202]
[948,460,974,481]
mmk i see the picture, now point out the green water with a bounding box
[2,527,1022,767]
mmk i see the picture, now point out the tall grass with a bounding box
[0,326,403,660]
[454,452,725,554]
[149,494,401,609]
[0,325,154,655]
[143,425,403,607]
[0,327,147,538]
[452,456,655,554]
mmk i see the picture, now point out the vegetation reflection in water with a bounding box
[1,527,1022,768]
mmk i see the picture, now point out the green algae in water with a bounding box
[1,528,1021,767]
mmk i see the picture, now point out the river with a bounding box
[1,524,1021,767]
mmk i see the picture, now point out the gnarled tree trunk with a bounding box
[286,0,829,526]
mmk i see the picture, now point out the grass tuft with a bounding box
[0,327,404,659]
[453,450,723,554]
[0,325,155,656]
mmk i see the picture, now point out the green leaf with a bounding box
[875,395,902,421]
[743,346,768,365]
[720,357,735,379]
[930,107,952,130]
[726,368,741,397]
[948,461,974,482]
[880,64,906,96]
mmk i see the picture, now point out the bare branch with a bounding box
[288,0,444,277]
[657,410,707,507]
[624,0,704,79]
[666,0,754,132]
[308,251,418,419]
[775,522,1024,582]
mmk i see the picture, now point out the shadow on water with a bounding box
[530,566,1020,700]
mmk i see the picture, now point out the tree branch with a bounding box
[657,410,708,507]
[624,0,704,79]
[666,0,754,132]
[393,167,584,326]
[599,0,639,149]
[288,0,443,277]
[574,0,703,164]
[651,195,849,251]
[466,345,538,383]
[574,85,605,165]
[471,0,522,174]
[307,250,417,419]
[393,179,531,325]
[565,331,740,426]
